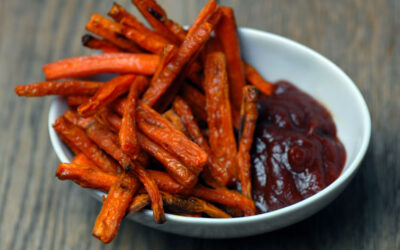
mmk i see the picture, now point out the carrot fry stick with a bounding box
[72,153,98,168]
[56,163,117,193]
[85,13,141,53]
[57,133,81,155]
[120,17,169,44]
[120,76,149,158]
[67,96,90,107]
[96,107,123,132]
[244,62,275,96]
[136,102,208,173]
[192,185,256,216]
[164,21,187,42]
[238,86,259,199]
[108,2,142,25]
[172,97,229,185]
[147,170,186,194]
[82,34,124,53]
[14,81,104,97]
[187,0,218,37]
[53,116,120,174]
[43,53,159,81]
[204,51,237,184]
[132,0,181,44]
[215,7,246,112]
[78,74,135,117]
[137,132,198,188]
[121,25,168,54]
[141,22,213,108]
[162,109,187,135]
[93,172,140,243]
[180,84,207,122]
[128,194,150,214]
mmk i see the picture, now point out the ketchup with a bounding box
[251,81,346,213]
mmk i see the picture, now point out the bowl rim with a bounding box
[48,26,371,225]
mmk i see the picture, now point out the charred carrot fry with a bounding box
[108,2,142,25]
[14,81,104,97]
[180,84,207,122]
[141,22,213,108]
[120,17,169,44]
[56,163,117,193]
[204,51,238,184]
[82,34,123,53]
[162,109,187,135]
[187,0,218,37]
[238,86,259,199]
[192,185,256,216]
[147,170,185,194]
[96,107,122,132]
[244,62,275,96]
[72,153,98,168]
[92,172,140,243]
[164,21,187,42]
[67,96,90,107]
[132,0,181,44]
[137,132,198,188]
[85,13,141,53]
[43,53,159,81]
[78,75,135,117]
[128,194,150,214]
[119,76,149,158]
[53,116,120,174]
[121,25,168,54]
[136,102,208,173]
[172,97,229,185]
[215,7,246,112]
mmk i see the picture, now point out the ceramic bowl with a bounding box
[48,27,371,238]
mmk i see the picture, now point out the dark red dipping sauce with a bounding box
[251,81,346,213]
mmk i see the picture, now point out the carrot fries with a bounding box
[15,81,104,97]
[244,62,275,96]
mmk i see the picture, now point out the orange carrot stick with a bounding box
[53,116,120,174]
[56,163,117,193]
[120,17,169,44]
[128,194,150,214]
[162,109,187,135]
[238,86,259,199]
[14,81,104,97]
[121,25,168,54]
[72,153,98,168]
[67,96,90,107]
[244,62,275,96]
[136,102,208,173]
[96,107,123,132]
[85,13,141,53]
[82,34,124,53]
[215,7,246,112]
[147,170,186,194]
[119,76,149,158]
[78,75,135,117]
[92,172,140,243]
[141,22,212,107]
[43,53,159,80]
[187,0,218,37]
[204,51,237,184]
[180,84,207,122]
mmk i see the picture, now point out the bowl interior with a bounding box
[48,27,370,226]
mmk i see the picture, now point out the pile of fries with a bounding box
[15,0,274,243]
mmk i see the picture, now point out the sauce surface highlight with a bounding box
[251,81,346,213]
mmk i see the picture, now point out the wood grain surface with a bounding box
[0,0,398,249]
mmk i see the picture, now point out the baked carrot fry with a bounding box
[141,22,213,107]
[57,133,81,155]
[53,116,120,174]
[132,0,181,44]
[82,34,124,53]
[187,0,218,37]
[67,96,90,107]
[78,74,135,117]
[244,62,275,96]
[137,132,198,188]
[56,163,117,193]
[85,13,141,53]
[119,76,149,158]
[108,2,143,25]
[164,21,187,42]
[120,17,169,44]
[93,172,140,243]
[14,81,104,97]
[172,97,229,185]
[238,86,259,199]
[204,51,237,184]
[215,7,246,112]
[72,153,98,168]
[162,109,187,135]
[136,102,208,173]
[121,25,168,54]
[192,185,256,216]
[43,53,159,80]
[128,194,150,214]
[147,170,186,194]
[96,107,123,132]
[180,84,207,122]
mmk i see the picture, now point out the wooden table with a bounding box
[0,0,398,249]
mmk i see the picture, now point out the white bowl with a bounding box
[48,27,371,238]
